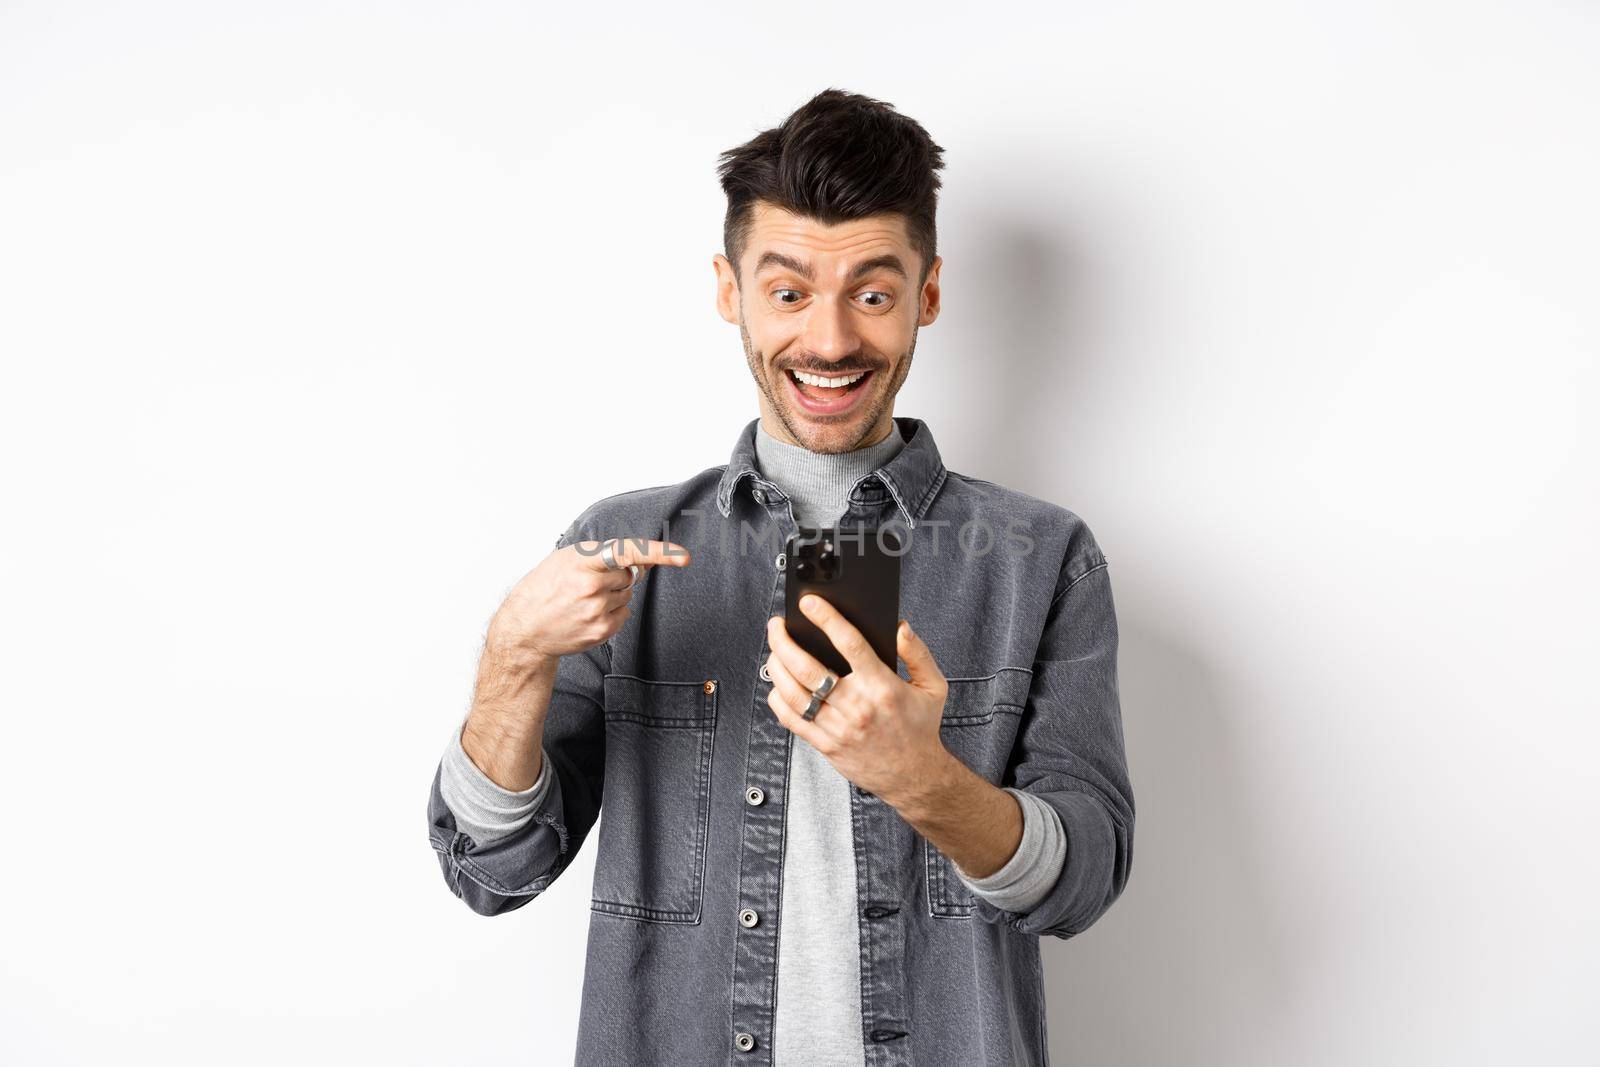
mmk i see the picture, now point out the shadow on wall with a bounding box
[1042,623,1295,1066]
[958,216,1296,1065]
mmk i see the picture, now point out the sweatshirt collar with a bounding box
[716,415,948,529]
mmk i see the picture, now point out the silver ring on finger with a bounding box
[600,538,621,570]
[627,563,640,587]
[802,671,838,721]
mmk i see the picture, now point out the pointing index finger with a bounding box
[575,537,692,571]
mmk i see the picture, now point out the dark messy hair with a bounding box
[716,88,946,288]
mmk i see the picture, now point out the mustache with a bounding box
[777,363,879,376]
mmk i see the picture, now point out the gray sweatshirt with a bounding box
[438,419,1066,1065]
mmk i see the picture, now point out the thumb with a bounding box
[897,620,943,692]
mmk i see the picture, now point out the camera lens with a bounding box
[795,561,813,579]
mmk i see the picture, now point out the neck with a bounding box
[753,418,906,528]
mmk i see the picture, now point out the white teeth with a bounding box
[791,369,866,389]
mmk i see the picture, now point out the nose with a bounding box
[800,294,862,363]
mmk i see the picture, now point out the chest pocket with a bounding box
[591,674,718,924]
[926,666,1031,918]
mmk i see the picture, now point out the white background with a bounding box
[2,2,1595,1064]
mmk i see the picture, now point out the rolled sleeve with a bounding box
[438,721,554,845]
[953,786,1068,913]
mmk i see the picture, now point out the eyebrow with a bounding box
[753,250,908,284]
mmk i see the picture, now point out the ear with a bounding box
[918,254,942,325]
[713,253,742,325]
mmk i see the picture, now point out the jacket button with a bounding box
[703,679,716,695]
[752,489,765,504]
[759,663,772,682]
[734,1031,756,1052]
[738,907,759,928]
[746,786,765,806]
[775,552,786,571]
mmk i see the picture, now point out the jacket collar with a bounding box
[715,416,948,529]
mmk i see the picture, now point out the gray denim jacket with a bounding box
[426,416,1135,1066]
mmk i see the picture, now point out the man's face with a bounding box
[714,202,941,454]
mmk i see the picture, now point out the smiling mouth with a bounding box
[783,367,875,415]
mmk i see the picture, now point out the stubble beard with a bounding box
[739,317,916,455]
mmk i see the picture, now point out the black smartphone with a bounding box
[783,525,902,676]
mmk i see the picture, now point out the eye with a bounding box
[773,289,804,304]
[859,291,891,308]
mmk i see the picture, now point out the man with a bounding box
[427,88,1134,1066]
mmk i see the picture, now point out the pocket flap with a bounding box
[603,674,718,727]
[941,666,1031,725]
